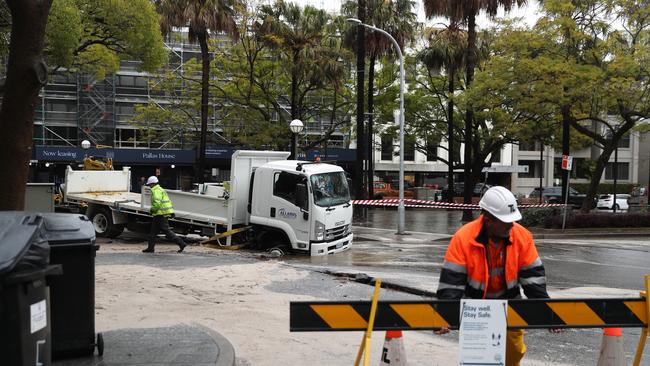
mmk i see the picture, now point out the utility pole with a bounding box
[561,106,571,203]
[354,0,366,204]
[613,144,618,213]
[539,141,544,205]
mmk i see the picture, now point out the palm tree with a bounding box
[418,24,467,202]
[423,0,526,216]
[255,0,330,121]
[342,0,417,198]
[158,0,241,183]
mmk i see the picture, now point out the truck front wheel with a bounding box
[90,208,124,238]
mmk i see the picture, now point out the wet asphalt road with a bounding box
[350,208,650,290]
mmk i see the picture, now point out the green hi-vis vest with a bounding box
[150,184,174,216]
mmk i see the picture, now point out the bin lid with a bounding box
[40,213,96,246]
[0,212,44,274]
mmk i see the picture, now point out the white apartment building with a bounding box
[367,122,641,197]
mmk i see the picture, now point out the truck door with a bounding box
[270,171,310,247]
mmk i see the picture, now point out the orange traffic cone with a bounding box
[596,328,627,366]
[380,330,407,366]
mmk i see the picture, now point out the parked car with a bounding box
[372,181,415,200]
[445,182,491,197]
[529,187,595,208]
[596,194,630,211]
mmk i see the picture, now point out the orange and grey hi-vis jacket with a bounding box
[437,215,549,300]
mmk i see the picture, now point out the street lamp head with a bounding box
[81,140,91,150]
[289,119,304,134]
[346,18,362,25]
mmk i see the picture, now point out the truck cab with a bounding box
[249,160,353,255]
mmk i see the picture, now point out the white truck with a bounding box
[63,150,353,256]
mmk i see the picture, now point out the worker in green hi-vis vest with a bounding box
[142,176,187,253]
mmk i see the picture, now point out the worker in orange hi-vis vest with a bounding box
[435,186,562,366]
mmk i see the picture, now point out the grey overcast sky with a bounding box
[288,0,542,27]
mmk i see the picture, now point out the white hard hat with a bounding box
[479,186,522,223]
[146,176,159,185]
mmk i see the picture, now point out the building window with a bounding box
[572,158,590,179]
[381,135,393,161]
[518,140,540,151]
[618,134,630,148]
[606,131,631,148]
[426,138,438,161]
[605,162,629,180]
[36,126,78,146]
[553,157,591,179]
[404,135,416,161]
[517,160,542,178]
[490,148,501,163]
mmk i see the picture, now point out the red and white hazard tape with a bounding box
[351,198,565,210]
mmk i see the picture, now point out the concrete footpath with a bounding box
[52,324,235,366]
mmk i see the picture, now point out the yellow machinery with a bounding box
[83,156,113,170]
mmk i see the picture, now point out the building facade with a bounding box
[370,117,643,197]
[29,35,354,189]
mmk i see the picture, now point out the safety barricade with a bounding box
[351,198,565,210]
[290,275,650,366]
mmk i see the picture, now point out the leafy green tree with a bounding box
[135,6,356,153]
[539,0,650,211]
[130,59,203,148]
[418,25,466,200]
[341,0,417,196]
[0,0,53,210]
[158,0,242,183]
[424,0,527,214]
[45,0,167,79]
[470,0,650,211]
[255,0,331,120]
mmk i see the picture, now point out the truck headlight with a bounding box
[315,220,325,241]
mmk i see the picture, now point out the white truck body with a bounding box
[63,150,352,255]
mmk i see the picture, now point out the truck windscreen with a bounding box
[310,172,350,207]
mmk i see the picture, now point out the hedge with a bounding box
[521,208,650,228]
[571,183,636,195]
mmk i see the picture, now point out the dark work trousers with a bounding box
[147,215,186,250]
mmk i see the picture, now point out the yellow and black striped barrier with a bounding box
[290,298,648,332]
[292,276,650,366]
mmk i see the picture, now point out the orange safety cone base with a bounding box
[596,328,627,366]
[380,331,407,366]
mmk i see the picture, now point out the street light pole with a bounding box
[289,119,304,160]
[347,18,406,234]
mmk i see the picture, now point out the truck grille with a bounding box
[325,224,349,241]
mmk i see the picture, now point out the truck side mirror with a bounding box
[295,183,308,211]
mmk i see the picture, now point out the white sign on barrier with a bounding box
[459,299,507,366]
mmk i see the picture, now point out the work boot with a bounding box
[142,247,155,253]
[177,242,187,253]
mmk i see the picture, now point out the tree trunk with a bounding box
[462,10,477,221]
[196,32,210,184]
[447,65,455,203]
[367,55,375,199]
[354,0,366,202]
[0,0,53,211]
[582,145,615,212]
[291,50,299,119]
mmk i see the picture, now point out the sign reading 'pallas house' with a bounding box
[458,299,507,366]
[34,146,195,164]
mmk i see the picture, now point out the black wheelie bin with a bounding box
[40,213,102,359]
[0,212,61,366]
